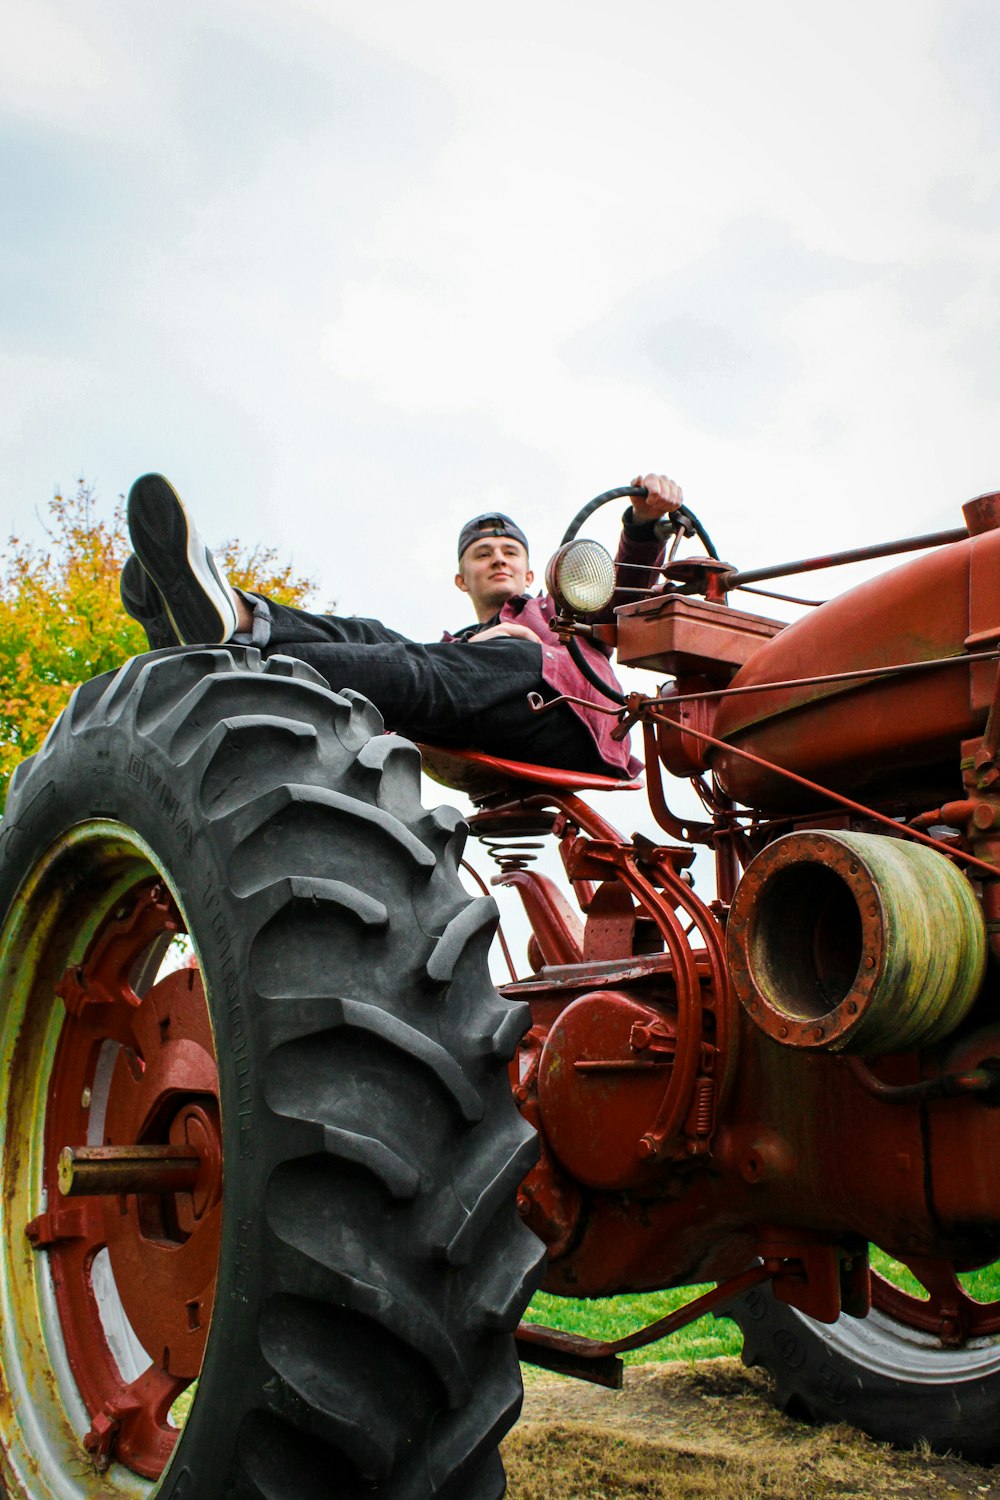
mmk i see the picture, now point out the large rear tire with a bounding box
[0,647,544,1499]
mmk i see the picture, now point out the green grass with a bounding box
[525,1252,1000,1367]
[872,1247,1000,1302]
[525,1285,742,1364]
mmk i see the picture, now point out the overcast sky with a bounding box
[5,0,998,966]
[4,0,999,635]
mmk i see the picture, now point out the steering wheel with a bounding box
[560,484,719,559]
[552,484,721,708]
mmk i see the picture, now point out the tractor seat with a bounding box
[418,744,644,799]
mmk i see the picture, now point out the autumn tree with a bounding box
[0,481,319,810]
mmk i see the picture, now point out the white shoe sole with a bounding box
[127,474,238,645]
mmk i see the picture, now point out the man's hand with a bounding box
[630,472,683,524]
[468,621,543,645]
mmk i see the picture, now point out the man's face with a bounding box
[455,536,533,621]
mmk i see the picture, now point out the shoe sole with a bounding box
[127,474,237,645]
[120,555,178,650]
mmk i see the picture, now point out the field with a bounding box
[507,1260,1000,1497]
[504,1359,1000,1499]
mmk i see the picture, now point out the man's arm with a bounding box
[596,471,682,624]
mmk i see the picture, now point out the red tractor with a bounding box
[0,483,999,1498]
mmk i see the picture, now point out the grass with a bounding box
[525,1250,1000,1367]
[503,1421,914,1500]
[525,1285,741,1365]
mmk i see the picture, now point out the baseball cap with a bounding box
[457,513,529,562]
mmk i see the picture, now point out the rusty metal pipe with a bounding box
[728,831,987,1054]
[57,1145,201,1197]
[845,1055,1000,1104]
[658,649,1000,709]
[725,526,967,589]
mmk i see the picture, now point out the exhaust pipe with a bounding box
[727,830,986,1053]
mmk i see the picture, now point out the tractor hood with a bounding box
[708,522,1000,814]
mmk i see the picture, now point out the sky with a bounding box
[3,0,1000,959]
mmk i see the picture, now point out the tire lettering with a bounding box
[817,1361,846,1404]
[203,879,254,1159]
[743,1287,767,1321]
[126,753,193,855]
[232,1217,253,1303]
[772,1329,805,1369]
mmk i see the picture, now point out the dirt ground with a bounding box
[502,1359,1000,1499]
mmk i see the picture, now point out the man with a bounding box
[120,471,680,777]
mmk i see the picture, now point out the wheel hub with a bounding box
[25,880,222,1479]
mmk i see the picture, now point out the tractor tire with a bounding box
[726,1280,1000,1461]
[0,647,544,1500]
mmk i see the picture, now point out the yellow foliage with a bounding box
[0,482,319,811]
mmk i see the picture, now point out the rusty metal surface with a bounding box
[727,829,987,1053]
[58,1145,201,1198]
[0,832,223,1491]
[490,700,1000,1328]
[963,491,1000,536]
[419,743,643,798]
[38,885,221,1477]
[615,594,785,677]
[710,527,1000,812]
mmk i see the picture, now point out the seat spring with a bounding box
[695,1076,714,1136]
[479,837,546,872]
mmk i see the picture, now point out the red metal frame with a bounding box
[429,499,1000,1370]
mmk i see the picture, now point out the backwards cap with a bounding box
[457,512,529,562]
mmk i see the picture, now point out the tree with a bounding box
[0,482,319,810]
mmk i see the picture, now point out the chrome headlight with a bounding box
[545,540,616,615]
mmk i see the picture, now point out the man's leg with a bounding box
[252,623,606,770]
[127,474,239,643]
[124,473,414,651]
[469,690,611,774]
[236,596,411,650]
[256,627,545,746]
[122,473,610,772]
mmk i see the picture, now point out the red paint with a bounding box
[33,883,221,1479]
[434,508,1000,1358]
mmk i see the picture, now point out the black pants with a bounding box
[248,597,608,773]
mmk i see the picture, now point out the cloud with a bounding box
[1,0,998,636]
[0,1,138,136]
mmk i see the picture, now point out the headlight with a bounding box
[545,539,616,615]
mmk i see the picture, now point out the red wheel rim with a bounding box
[28,880,222,1478]
[872,1255,1000,1345]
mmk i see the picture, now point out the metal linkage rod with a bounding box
[726,526,967,589]
[663,648,1000,707]
[515,1262,772,1387]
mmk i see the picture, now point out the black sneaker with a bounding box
[120,554,178,650]
[126,473,238,645]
